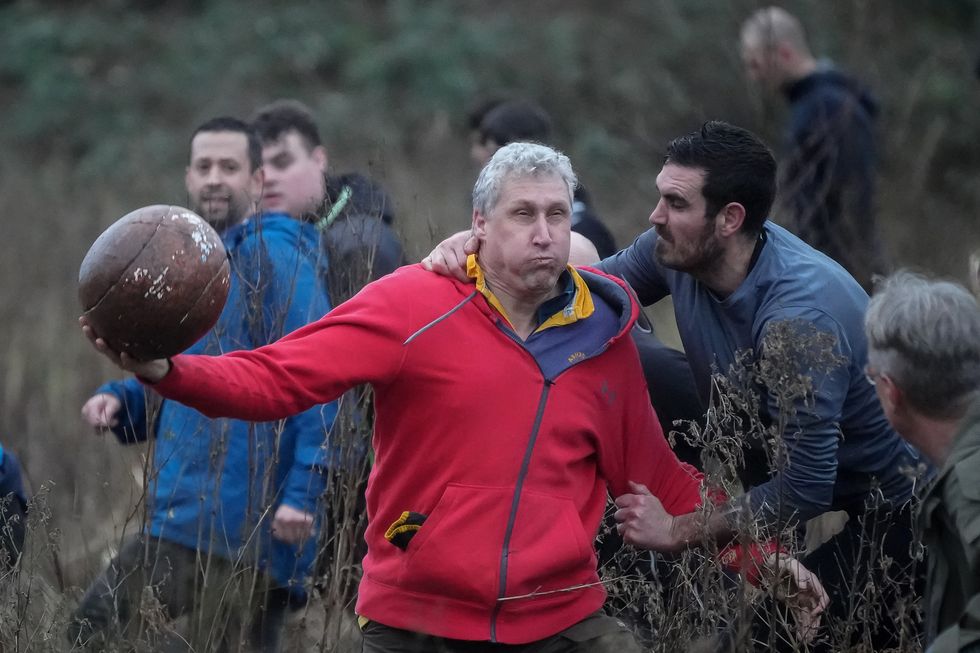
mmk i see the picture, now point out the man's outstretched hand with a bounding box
[79,316,171,383]
[421,230,479,282]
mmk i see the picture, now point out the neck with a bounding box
[482,271,560,340]
[696,234,758,298]
[785,54,818,85]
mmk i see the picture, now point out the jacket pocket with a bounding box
[397,483,511,606]
[503,489,596,600]
[395,485,596,608]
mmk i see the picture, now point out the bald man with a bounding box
[740,6,886,290]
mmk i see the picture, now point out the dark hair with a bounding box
[466,96,507,132]
[665,121,777,235]
[190,116,261,171]
[478,99,552,147]
[251,99,322,151]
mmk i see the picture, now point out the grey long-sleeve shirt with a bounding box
[598,222,924,525]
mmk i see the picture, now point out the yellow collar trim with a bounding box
[466,254,594,333]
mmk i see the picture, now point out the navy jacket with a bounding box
[781,67,885,288]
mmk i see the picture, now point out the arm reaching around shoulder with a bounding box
[79,316,171,382]
[420,230,478,282]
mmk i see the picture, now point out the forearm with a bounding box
[151,348,327,421]
[670,502,737,549]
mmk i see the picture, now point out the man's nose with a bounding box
[205,166,224,185]
[649,200,666,226]
[531,215,553,245]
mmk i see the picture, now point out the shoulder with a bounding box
[358,264,475,303]
[752,224,868,332]
[234,213,319,259]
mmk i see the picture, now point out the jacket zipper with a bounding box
[489,377,552,642]
[488,324,556,642]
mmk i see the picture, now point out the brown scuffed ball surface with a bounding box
[79,204,231,360]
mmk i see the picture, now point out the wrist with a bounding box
[138,358,172,384]
[669,513,699,549]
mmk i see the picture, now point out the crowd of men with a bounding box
[0,5,976,653]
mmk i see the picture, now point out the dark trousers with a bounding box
[360,611,641,653]
[67,534,288,652]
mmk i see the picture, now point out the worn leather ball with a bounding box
[79,205,231,360]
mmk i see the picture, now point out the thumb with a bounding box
[628,481,654,496]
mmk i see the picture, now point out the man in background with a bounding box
[740,6,886,290]
[865,271,980,651]
[251,99,404,303]
[70,117,335,652]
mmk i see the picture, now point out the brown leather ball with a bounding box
[79,205,231,360]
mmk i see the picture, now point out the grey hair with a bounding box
[740,6,810,54]
[865,270,980,419]
[471,142,576,216]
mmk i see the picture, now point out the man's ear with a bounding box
[313,145,328,173]
[877,374,904,414]
[472,209,488,239]
[716,202,746,237]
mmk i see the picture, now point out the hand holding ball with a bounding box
[79,205,230,361]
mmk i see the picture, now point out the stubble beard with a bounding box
[654,224,723,277]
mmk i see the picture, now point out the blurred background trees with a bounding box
[0,0,977,605]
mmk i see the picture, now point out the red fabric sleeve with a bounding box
[151,271,414,421]
[601,335,703,515]
[601,336,784,584]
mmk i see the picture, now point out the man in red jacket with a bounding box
[82,142,826,652]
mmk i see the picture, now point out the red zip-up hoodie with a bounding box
[153,264,706,643]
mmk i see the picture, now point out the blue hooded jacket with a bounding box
[100,212,336,596]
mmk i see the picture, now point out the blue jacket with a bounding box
[100,212,336,594]
[600,222,927,525]
[0,441,28,509]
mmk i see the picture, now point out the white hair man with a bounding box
[865,270,980,651]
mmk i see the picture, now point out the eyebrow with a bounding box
[659,190,688,203]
